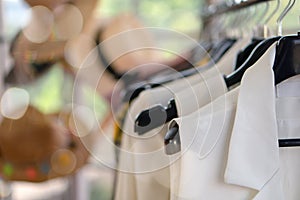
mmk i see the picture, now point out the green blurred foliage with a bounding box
[23,64,108,119]
[99,0,299,36]
[99,0,202,34]
[24,65,65,114]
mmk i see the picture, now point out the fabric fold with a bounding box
[224,43,281,191]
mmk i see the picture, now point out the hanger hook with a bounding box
[258,2,269,24]
[233,9,246,38]
[263,0,280,25]
[262,0,280,37]
[277,0,296,36]
[246,5,259,37]
[251,2,269,37]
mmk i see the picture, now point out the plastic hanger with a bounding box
[164,38,282,154]
[224,36,280,87]
[165,0,300,155]
[274,0,300,147]
[273,0,298,84]
[135,6,270,135]
[273,32,300,84]
[134,37,242,135]
[224,0,282,88]
[134,99,177,135]
[122,37,237,104]
[164,0,281,155]
[209,38,237,62]
[234,38,263,70]
[134,36,259,135]
[134,2,275,136]
[135,18,264,135]
[217,0,280,88]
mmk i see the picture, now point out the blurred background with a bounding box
[0,0,299,199]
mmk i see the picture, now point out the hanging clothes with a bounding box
[168,43,277,199]
[112,1,300,199]
[225,43,300,199]
[115,36,254,199]
[168,37,300,199]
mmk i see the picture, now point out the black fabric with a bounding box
[95,30,124,80]
[234,38,264,70]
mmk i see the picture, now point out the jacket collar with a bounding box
[224,43,280,191]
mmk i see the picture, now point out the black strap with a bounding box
[95,30,123,80]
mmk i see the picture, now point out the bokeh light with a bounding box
[39,161,51,175]
[1,87,30,120]
[53,4,84,40]
[51,149,76,175]
[3,163,13,177]
[64,33,97,68]
[25,167,37,180]
[69,105,97,137]
[22,6,54,43]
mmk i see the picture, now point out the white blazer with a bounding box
[225,41,300,199]
[115,37,252,200]
[170,43,280,200]
[171,87,261,199]
[169,37,252,199]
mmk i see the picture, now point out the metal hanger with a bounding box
[262,0,281,37]
[273,0,298,85]
[251,2,269,37]
[164,0,285,155]
[277,0,295,36]
[224,0,283,88]
[233,4,271,70]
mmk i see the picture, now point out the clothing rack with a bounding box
[163,0,300,151]
[201,0,273,21]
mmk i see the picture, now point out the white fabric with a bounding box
[225,40,300,199]
[170,73,228,199]
[115,83,188,200]
[115,37,251,200]
[224,43,279,192]
[276,91,300,200]
[171,42,284,200]
[115,88,173,200]
[168,37,251,199]
[115,72,210,200]
[174,72,228,117]
[172,87,258,199]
